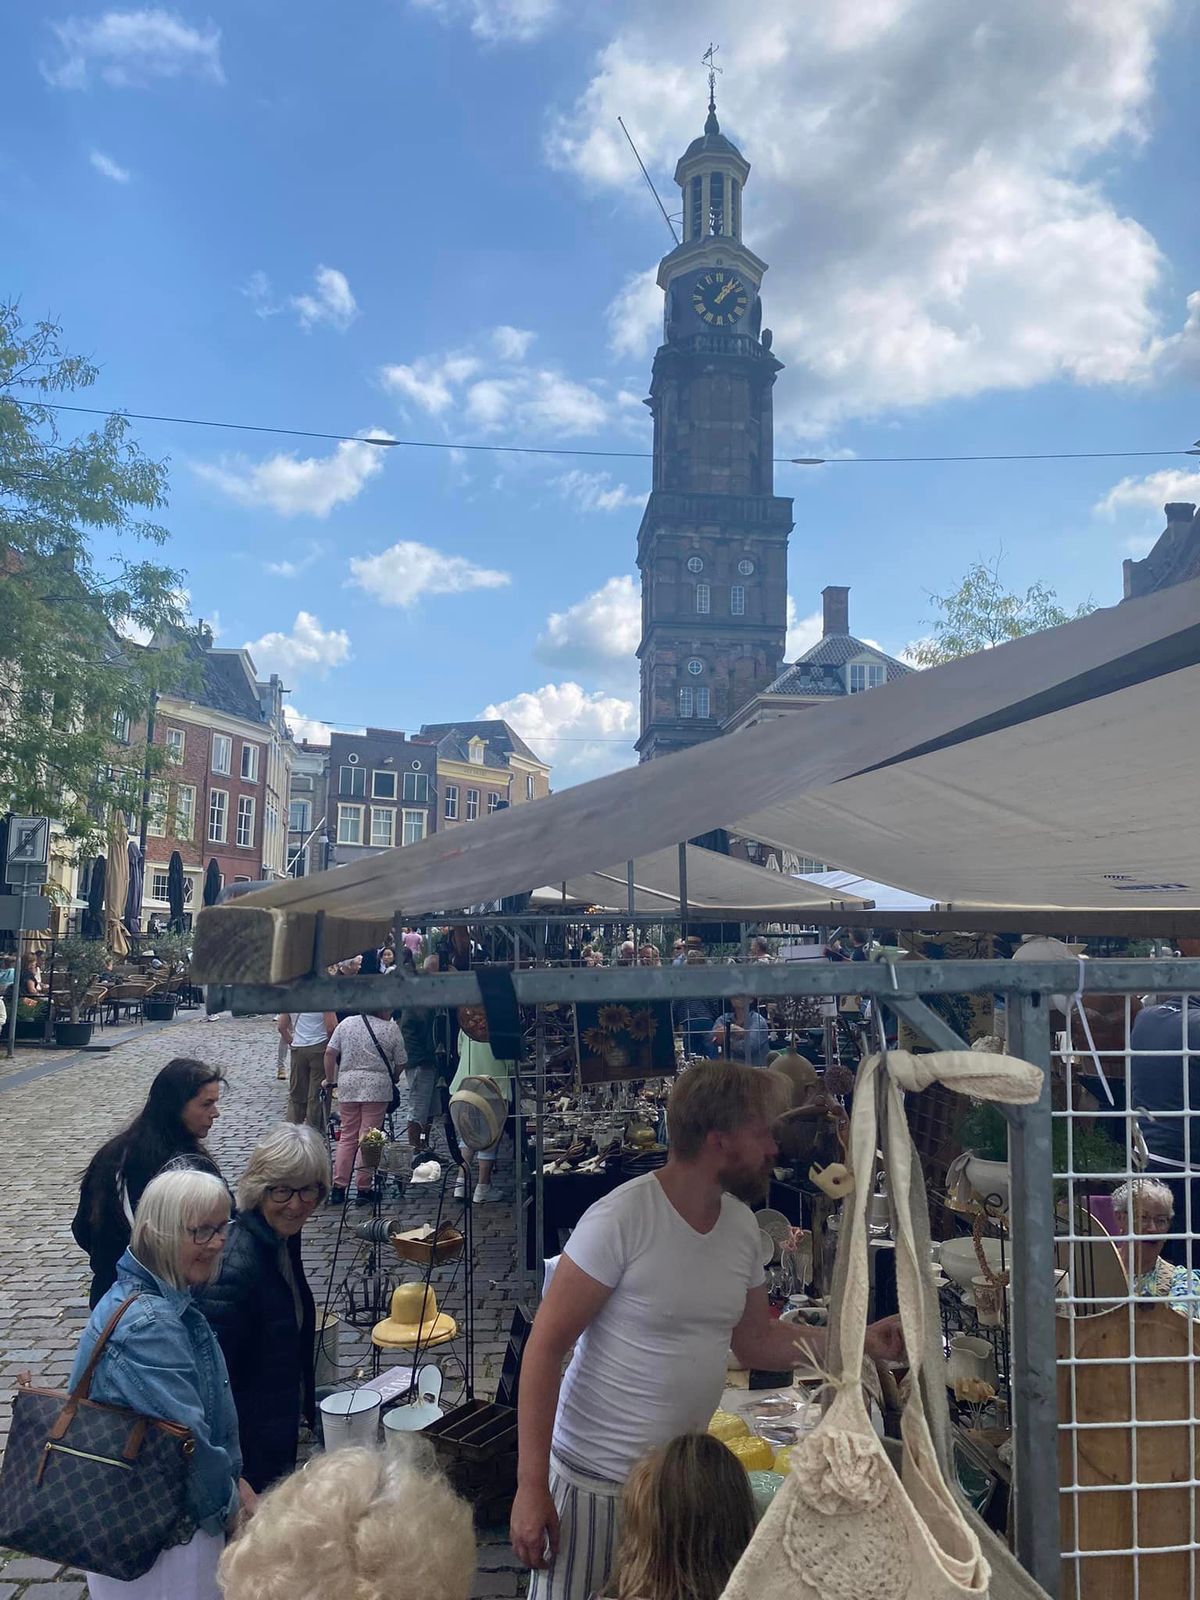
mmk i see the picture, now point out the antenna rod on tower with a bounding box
[617,117,680,246]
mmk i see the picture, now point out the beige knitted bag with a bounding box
[721,1049,1050,1600]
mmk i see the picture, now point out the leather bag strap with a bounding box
[70,1294,142,1403]
[362,1016,398,1092]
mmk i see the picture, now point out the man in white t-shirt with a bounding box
[282,1010,337,1132]
[511,1062,902,1600]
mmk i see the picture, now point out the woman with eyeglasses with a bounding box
[195,1125,328,1492]
[1111,1177,1200,1320]
[68,1166,251,1600]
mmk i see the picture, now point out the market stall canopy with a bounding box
[529,845,872,917]
[193,576,1200,984]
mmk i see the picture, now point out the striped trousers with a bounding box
[527,1454,624,1600]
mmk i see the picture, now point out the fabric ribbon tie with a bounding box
[872,1048,1042,1106]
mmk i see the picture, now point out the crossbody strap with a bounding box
[362,1016,398,1090]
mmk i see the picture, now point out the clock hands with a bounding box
[714,278,739,305]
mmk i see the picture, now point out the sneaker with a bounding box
[276,1068,286,1080]
[473,1183,499,1204]
[327,1186,347,1207]
[453,1173,467,1201]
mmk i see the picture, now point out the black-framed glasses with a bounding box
[264,1184,324,1205]
[187,1221,231,1245]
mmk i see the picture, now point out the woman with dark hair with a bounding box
[72,1056,226,1306]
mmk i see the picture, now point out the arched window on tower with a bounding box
[695,583,710,614]
[731,178,741,239]
[690,175,703,241]
[709,171,724,235]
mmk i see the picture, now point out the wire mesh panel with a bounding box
[1053,989,1200,1600]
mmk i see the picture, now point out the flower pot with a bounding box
[144,997,177,1022]
[54,1020,94,1048]
[14,1018,46,1041]
[359,1142,384,1169]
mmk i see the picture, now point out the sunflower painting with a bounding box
[575,1000,675,1085]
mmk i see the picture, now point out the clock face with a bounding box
[691,270,750,328]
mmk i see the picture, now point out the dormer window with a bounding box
[468,738,485,765]
[848,662,886,694]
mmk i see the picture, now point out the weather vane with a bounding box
[702,42,721,114]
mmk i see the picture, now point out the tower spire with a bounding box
[702,42,721,134]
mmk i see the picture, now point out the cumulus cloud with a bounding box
[43,8,224,89]
[409,0,557,43]
[89,149,131,182]
[264,540,323,578]
[606,268,662,359]
[1094,467,1200,520]
[380,353,481,415]
[492,325,535,360]
[549,0,1182,431]
[245,612,350,681]
[479,682,637,783]
[555,470,646,513]
[535,575,640,687]
[244,265,358,332]
[347,541,510,608]
[785,598,823,661]
[192,431,390,517]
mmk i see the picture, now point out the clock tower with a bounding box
[635,88,792,761]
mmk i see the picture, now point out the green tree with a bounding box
[910,556,1094,667]
[0,304,189,851]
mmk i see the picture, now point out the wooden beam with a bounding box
[192,906,390,985]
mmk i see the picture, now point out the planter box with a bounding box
[54,1020,95,1048]
[14,1018,47,1041]
[144,998,177,1021]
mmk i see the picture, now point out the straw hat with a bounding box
[371,1283,458,1350]
[450,1076,508,1151]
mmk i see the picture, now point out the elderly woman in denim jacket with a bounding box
[68,1167,254,1600]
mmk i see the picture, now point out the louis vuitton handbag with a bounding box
[0,1294,196,1580]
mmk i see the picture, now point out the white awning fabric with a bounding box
[795,871,935,912]
[193,577,1200,982]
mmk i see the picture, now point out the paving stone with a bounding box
[0,1560,63,1579]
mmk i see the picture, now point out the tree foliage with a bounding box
[910,556,1095,667]
[0,304,190,850]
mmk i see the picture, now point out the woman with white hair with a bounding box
[219,1446,476,1600]
[195,1124,328,1492]
[67,1167,251,1600]
[1111,1177,1200,1319]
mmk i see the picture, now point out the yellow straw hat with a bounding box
[371,1283,458,1350]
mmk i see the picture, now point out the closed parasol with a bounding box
[167,851,185,931]
[105,813,130,958]
[203,858,222,907]
[124,838,144,939]
[83,854,106,941]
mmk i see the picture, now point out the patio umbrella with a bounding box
[83,854,106,941]
[124,838,144,939]
[105,814,130,959]
[167,851,185,932]
[203,858,222,907]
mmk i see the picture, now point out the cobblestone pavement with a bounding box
[0,1014,529,1599]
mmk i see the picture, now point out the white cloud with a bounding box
[348,541,510,608]
[193,431,390,517]
[555,469,645,513]
[290,265,358,331]
[44,9,224,89]
[492,325,535,360]
[549,1,1178,430]
[245,612,350,681]
[1094,468,1200,520]
[409,0,557,43]
[380,353,481,416]
[264,541,323,579]
[606,268,662,360]
[283,706,362,746]
[785,598,823,661]
[479,682,637,784]
[536,575,640,687]
[1148,290,1200,385]
[89,149,131,182]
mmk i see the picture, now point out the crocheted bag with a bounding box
[721,1049,1052,1600]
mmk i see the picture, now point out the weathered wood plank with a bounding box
[191,906,391,985]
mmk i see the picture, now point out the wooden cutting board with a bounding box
[1057,1301,1199,1598]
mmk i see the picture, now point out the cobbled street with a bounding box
[0,1015,529,1600]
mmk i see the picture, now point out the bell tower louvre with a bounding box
[635,68,793,761]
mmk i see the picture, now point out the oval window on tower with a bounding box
[686,555,705,574]
[738,559,755,576]
[687,659,704,676]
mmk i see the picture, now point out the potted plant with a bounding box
[15,997,49,1041]
[49,935,107,1047]
[143,984,178,1022]
[959,1100,1125,1211]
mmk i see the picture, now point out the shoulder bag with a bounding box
[362,1015,403,1116]
[721,1048,1051,1600]
[0,1295,197,1580]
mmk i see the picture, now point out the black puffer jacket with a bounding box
[195,1209,316,1493]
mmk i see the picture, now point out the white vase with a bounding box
[965,1155,1011,1212]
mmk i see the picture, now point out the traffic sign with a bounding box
[0,895,51,933]
[5,816,50,888]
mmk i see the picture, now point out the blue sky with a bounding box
[5,1,1200,783]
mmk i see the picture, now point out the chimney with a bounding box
[822,585,849,638]
[1165,502,1197,524]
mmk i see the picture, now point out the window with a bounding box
[370,807,395,848]
[730,584,746,616]
[340,764,365,797]
[738,559,755,576]
[689,174,702,240]
[402,809,426,846]
[176,784,196,840]
[679,687,694,718]
[402,771,430,803]
[525,774,535,801]
[289,799,311,832]
[211,733,231,775]
[848,662,886,694]
[444,784,459,821]
[240,744,259,782]
[146,782,168,837]
[696,687,711,718]
[236,795,255,848]
[468,740,485,765]
[372,770,396,800]
[686,555,704,574]
[465,788,480,821]
[111,711,131,744]
[165,727,185,763]
[487,792,501,815]
[337,804,364,845]
[150,869,194,905]
[292,774,313,792]
[265,798,278,839]
[208,788,228,843]
[794,856,828,874]
[695,583,710,614]
[687,658,704,676]
[731,177,741,238]
[709,170,724,235]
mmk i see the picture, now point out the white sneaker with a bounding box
[473,1182,499,1204]
[453,1174,467,1201]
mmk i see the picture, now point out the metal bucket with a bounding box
[319,1387,381,1451]
[314,1310,341,1390]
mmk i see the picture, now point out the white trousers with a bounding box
[87,1530,223,1600]
[527,1454,623,1600]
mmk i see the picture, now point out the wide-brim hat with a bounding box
[450,1075,508,1151]
[372,1282,458,1349]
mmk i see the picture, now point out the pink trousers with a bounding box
[333,1099,388,1190]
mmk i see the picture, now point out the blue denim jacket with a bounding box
[69,1250,242,1536]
